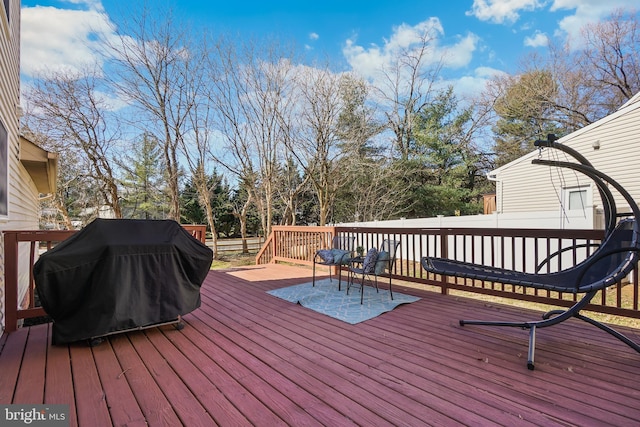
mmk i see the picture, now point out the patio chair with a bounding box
[347,239,400,304]
[421,136,640,370]
[312,235,355,289]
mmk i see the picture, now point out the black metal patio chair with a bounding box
[312,235,355,290]
[347,239,400,304]
[421,136,640,370]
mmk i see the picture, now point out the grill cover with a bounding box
[33,219,213,344]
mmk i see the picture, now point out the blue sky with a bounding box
[20,0,640,98]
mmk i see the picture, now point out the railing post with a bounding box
[329,226,337,275]
[272,229,278,262]
[439,229,449,295]
[4,231,18,332]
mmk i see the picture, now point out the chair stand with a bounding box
[312,235,355,290]
[459,290,640,370]
[347,274,396,305]
[312,262,344,290]
[347,275,381,304]
[347,239,399,304]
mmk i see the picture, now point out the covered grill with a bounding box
[33,219,213,344]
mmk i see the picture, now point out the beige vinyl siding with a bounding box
[493,100,640,221]
[494,152,588,214]
[0,0,41,332]
[0,0,38,230]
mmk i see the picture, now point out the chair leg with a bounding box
[459,290,598,370]
[573,312,640,354]
[312,262,316,287]
[527,325,536,370]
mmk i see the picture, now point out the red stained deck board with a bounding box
[90,339,147,427]
[127,329,216,427]
[220,270,640,425]
[205,282,457,425]
[68,344,112,426]
[0,327,28,403]
[2,265,640,426]
[144,327,252,426]
[211,276,532,426]
[389,293,640,408]
[109,334,183,426]
[370,302,637,425]
[188,302,387,426]
[160,323,287,427]
[180,313,326,427]
[12,324,48,404]
[44,336,77,427]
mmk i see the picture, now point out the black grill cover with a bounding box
[33,219,213,344]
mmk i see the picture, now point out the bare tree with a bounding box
[181,74,221,257]
[274,156,310,226]
[230,182,254,253]
[103,6,196,220]
[579,8,640,109]
[371,22,445,160]
[281,65,348,226]
[24,69,123,219]
[207,36,296,236]
[482,7,640,148]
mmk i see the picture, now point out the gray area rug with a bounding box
[267,278,420,324]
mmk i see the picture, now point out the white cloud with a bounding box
[446,66,507,100]
[466,0,545,24]
[524,31,549,47]
[309,32,319,41]
[343,18,478,82]
[550,0,637,44]
[62,0,105,12]
[21,4,116,77]
[444,33,481,68]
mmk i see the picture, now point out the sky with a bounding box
[19,0,640,100]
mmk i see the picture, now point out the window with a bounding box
[0,120,7,216]
[566,187,588,211]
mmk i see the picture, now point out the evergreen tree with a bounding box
[179,170,235,237]
[118,133,168,219]
[491,71,562,167]
[408,86,485,216]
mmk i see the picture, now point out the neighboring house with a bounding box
[0,0,57,333]
[341,94,640,232]
[488,93,640,230]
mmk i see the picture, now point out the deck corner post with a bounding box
[3,231,19,333]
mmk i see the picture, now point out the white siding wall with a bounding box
[493,101,640,224]
[0,0,40,333]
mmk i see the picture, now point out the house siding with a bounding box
[492,98,640,225]
[0,0,41,333]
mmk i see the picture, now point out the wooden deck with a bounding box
[2,264,640,426]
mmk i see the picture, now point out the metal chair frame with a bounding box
[347,239,400,304]
[312,235,355,290]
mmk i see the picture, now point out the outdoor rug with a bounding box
[266,278,420,324]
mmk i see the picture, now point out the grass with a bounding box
[210,253,257,269]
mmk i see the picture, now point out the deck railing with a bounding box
[5,224,640,333]
[2,224,207,333]
[257,225,640,319]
